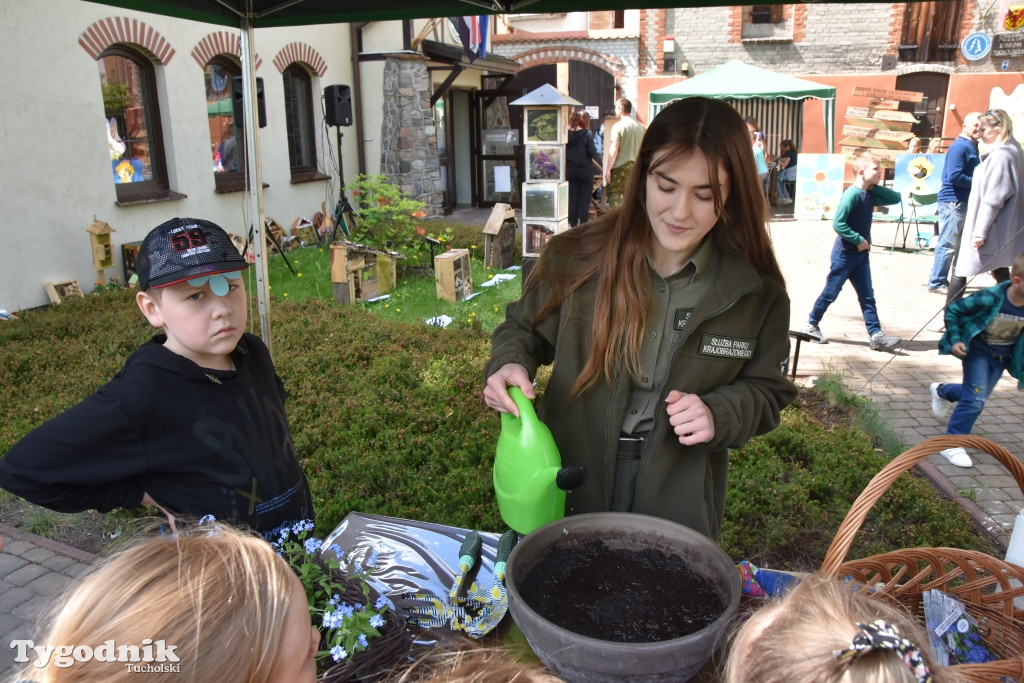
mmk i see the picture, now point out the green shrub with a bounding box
[345,174,434,267]
[723,392,996,570]
[0,291,1001,570]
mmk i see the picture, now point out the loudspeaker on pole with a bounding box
[232,76,267,129]
[324,84,353,127]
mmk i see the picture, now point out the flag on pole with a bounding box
[478,15,489,59]
[450,15,488,61]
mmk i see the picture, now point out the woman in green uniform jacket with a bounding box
[483,97,797,540]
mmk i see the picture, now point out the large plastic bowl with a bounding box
[506,512,740,682]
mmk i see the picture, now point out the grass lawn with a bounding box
[265,242,521,332]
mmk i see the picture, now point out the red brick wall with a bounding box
[792,5,808,43]
[589,11,616,31]
[639,9,666,75]
[79,16,175,63]
[728,6,744,44]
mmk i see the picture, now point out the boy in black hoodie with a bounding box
[0,218,313,533]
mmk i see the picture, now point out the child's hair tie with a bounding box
[833,619,933,683]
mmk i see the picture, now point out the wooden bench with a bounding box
[786,330,817,380]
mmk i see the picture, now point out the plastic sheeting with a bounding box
[321,512,505,618]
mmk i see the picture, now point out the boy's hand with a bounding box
[952,342,968,357]
[857,239,871,252]
[665,390,715,445]
[142,492,177,535]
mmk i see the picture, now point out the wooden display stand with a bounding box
[329,241,401,305]
[434,249,473,303]
[482,203,518,269]
[839,86,924,169]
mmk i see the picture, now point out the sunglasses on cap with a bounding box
[984,109,1004,126]
[186,271,243,296]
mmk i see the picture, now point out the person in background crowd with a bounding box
[954,108,1024,294]
[775,139,798,204]
[603,98,645,208]
[930,249,1024,468]
[566,109,602,227]
[926,113,981,301]
[803,151,903,352]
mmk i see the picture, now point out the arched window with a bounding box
[282,63,318,180]
[205,56,245,192]
[98,45,170,203]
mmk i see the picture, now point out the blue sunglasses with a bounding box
[187,270,243,296]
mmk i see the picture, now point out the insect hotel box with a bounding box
[434,249,473,303]
[330,241,400,305]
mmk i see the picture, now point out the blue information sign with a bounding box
[962,32,992,60]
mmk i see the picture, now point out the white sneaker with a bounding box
[803,322,828,344]
[869,331,901,351]
[940,447,973,468]
[930,382,951,418]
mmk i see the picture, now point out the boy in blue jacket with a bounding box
[930,250,1024,467]
[804,151,902,351]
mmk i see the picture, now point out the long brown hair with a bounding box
[528,96,783,397]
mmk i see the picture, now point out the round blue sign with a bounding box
[961,32,992,60]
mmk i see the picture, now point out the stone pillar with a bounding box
[380,55,444,217]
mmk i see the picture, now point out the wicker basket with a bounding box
[820,435,1024,683]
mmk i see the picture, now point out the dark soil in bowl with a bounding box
[519,537,724,643]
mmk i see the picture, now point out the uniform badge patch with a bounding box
[674,308,693,330]
[699,334,756,359]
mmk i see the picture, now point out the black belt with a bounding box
[617,433,648,459]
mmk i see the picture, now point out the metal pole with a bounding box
[239,10,271,353]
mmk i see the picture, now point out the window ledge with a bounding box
[214,179,271,194]
[290,171,332,185]
[114,189,187,207]
[741,36,794,45]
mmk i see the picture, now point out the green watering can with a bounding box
[493,387,587,535]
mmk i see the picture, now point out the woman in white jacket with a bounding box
[956,108,1024,284]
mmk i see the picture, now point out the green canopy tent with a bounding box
[648,60,836,153]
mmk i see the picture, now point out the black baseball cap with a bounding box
[136,217,248,290]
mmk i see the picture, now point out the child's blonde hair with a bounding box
[25,524,301,683]
[853,151,882,173]
[1011,250,1024,279]
[385,646,561,682]
[724,574,956,683]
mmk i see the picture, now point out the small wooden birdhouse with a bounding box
[86,218,116,284]
[482,203,518,270]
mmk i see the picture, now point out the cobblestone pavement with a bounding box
[0,523,95,680]
[771,214,1024,544]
